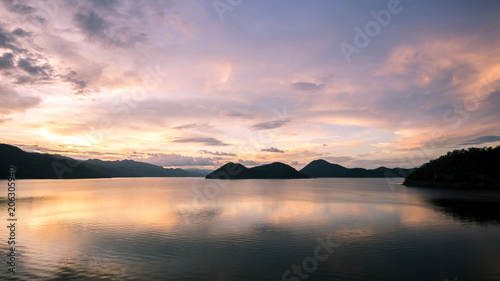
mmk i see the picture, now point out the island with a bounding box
[206,162,309,179]
[403,146,500,189]
[300,159,414,178]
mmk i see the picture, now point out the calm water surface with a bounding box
[1,178,500,281]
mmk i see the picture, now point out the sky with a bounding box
[0,0,499,169]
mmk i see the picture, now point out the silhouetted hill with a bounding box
[0,143,197,179]
[206,162,309,179]
[83,159,194,177]
[300,159,413,178]
[206,163,250,179]
[300,159,349,177]
[250,162,310,179]
[403,146,500,189]
[0,144,108,179]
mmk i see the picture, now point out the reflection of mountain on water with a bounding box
[429,198,500,226]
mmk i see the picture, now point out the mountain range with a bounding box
[1,143,413,180]
[0,143,198,179]
[3,143,498,188]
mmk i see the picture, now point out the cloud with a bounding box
[371,142,391,148]
[87,0,120,11]
[17,58,51,76]
[13,55,55,84]
[199,150,236,156]
[0,25,92,93]
[172,137,229,146]
[1,0,35,14]
[261,147,284,153]
[226,110,254,119]
[291,81,325,92]
[459,136,500,146]
[173,123,198,130]
[141,153,217,167]
[60,70,89,95]
[0,25,62,84]
[0,52,14,69]
[10,28,30,37]
[0,85,41,114]
[323,156,356,163]
[0,1,499,169]
[0,26,31,53]
[348,158,415,169]
[251,118,291,130]
[74,10,108,37]
[0,26,19,51]
[14,144,118,159]
[73,6,147,47]
[238,159,260,166]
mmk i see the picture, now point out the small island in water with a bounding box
[206,160,414,179]
[403,146,500,189]
[206,162,309,179]
[3,142,499,187]
[300,159,414,178]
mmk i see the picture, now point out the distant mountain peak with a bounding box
[311,159,329,163]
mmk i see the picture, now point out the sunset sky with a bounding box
[1,0,499,169]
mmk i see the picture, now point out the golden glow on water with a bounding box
[14,178,462,237]
[1,178,500,280]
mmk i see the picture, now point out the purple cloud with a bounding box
[251,118,291,130]
[173,137,229,146]
[261,147,284,153]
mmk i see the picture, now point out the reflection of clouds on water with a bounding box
[252,223,291,235]
[47,264,127,281]
[178,206,222,224]
[3,178,500,280]
[0,195,52,205]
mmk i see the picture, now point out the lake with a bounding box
[1,177,500,280]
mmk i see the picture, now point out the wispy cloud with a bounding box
[459,136,500,146]
[323,156,356,164]
[173,123,198,130]
[1,0,35,14]
[199,150,236,156]
[141,153,218,167]
[74,10,108,38]
[72,4,148,47]
[251,118,291,130]
[238,159,260,166]
[0,85,41,114]
[291,81,325,92]
[172,137,229,146]
[226,110,255,119]
[261,147,284,153]
[0,52,13,69]
[0,0,499,168]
